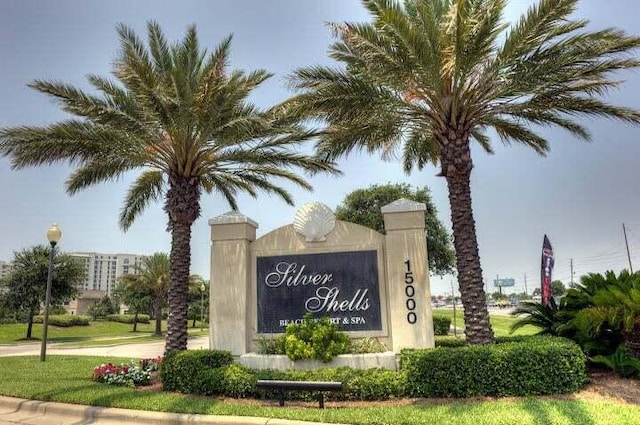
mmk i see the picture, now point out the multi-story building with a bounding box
[69,252,146,296]
[0,260,12,280]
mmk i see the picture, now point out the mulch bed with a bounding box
[140,369,640,408]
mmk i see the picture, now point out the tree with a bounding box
[113,275,152,332]
[87,295,118,320]
[569,270,637,357]
[285,0,640,344]
[335,183,455,275]
[551,280,566,297]
[510,297,565,336]
[187,275,209,328]
[0,22,337,354]
[0,245,84,339]
[115,253,170,336]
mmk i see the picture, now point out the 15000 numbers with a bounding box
[404,260,417,324]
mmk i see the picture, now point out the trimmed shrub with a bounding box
[33,314,90,327]
[256,335,286,355]
[252,367,405,401]
[401,336,587,397]
[160,350,234,393]
[106,314,150,324]
[433,316,452,335]
[283,314,351,362]
[350,337,388,354]
[434,337,467,348]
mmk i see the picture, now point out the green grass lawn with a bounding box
[433,309,537,337]
[0,356,637,425]
[0,320,208,345]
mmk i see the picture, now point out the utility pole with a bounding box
[623,223,634,274]
[523,273,528,296]
[570,258,574,287]
[497,274,501,296]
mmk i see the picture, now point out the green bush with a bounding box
[256,335,286,355]
[160,350,234,393]
[222,363,256,398]
[284,314,351,362]
[251,367,405,401]
[106,314,150,324]
[33,315,90,327]
[592,345,640,378]
[350,337,388,354]
[433,316,452,335]
[401,336,587,397]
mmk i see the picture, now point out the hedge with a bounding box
[33,315,90,327]
[433,316,452,335]
[160,337,587,400]
[106,314,150,324]
[401,336,587,397]
[161,350,234,393]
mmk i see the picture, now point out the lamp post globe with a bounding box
[40,223,62,362]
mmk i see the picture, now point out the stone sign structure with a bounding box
[208,199,435,355]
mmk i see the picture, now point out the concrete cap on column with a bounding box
[381,198,426,213]
[381,198,426,232]
[208,211,258,228]
[209,211,258,241]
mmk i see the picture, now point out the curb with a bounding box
[0,396,345,425]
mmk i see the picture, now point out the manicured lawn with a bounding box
[0,320,208,345]
[0,356,638,425]
[433,309,537,336]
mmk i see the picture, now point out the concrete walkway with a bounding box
[0,395,337,425]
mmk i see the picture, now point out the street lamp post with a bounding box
[200,282,206,332]
[40,223,62,362]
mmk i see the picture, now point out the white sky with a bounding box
[1,0,639,296]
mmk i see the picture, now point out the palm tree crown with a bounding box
[0,22,337,353]
[285,0,640,344]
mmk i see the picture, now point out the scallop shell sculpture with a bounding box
[293,202,336,242]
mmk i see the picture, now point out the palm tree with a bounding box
[572,270,640,358]
[510,297,565,336]
[132,253,171,336]
[284,0,640,343]
[0,22,337,354]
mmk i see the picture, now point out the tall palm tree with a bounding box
[284,0,640,343]
[131,253,171,336]
[0,22,337,354]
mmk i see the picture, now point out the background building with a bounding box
[0,260,13,280]
[69,252,146,295]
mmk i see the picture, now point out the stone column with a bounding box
[382,199,434,351]
[209,212,257,355]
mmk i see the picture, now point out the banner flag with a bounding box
[541,235,554,306]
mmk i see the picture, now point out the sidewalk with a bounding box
[0,395,339,425]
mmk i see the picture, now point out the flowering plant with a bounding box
[91,357,162,387]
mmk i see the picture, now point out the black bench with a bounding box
[256,380,343,408]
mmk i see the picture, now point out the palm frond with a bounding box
[119,170,165,230]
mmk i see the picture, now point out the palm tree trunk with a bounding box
[153,298,163,337]
[164,174,201,355]
[441,137,494,345]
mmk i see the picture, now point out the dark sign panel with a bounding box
[257,250,382,333]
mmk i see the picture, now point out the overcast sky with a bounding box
[1,0,640,296]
